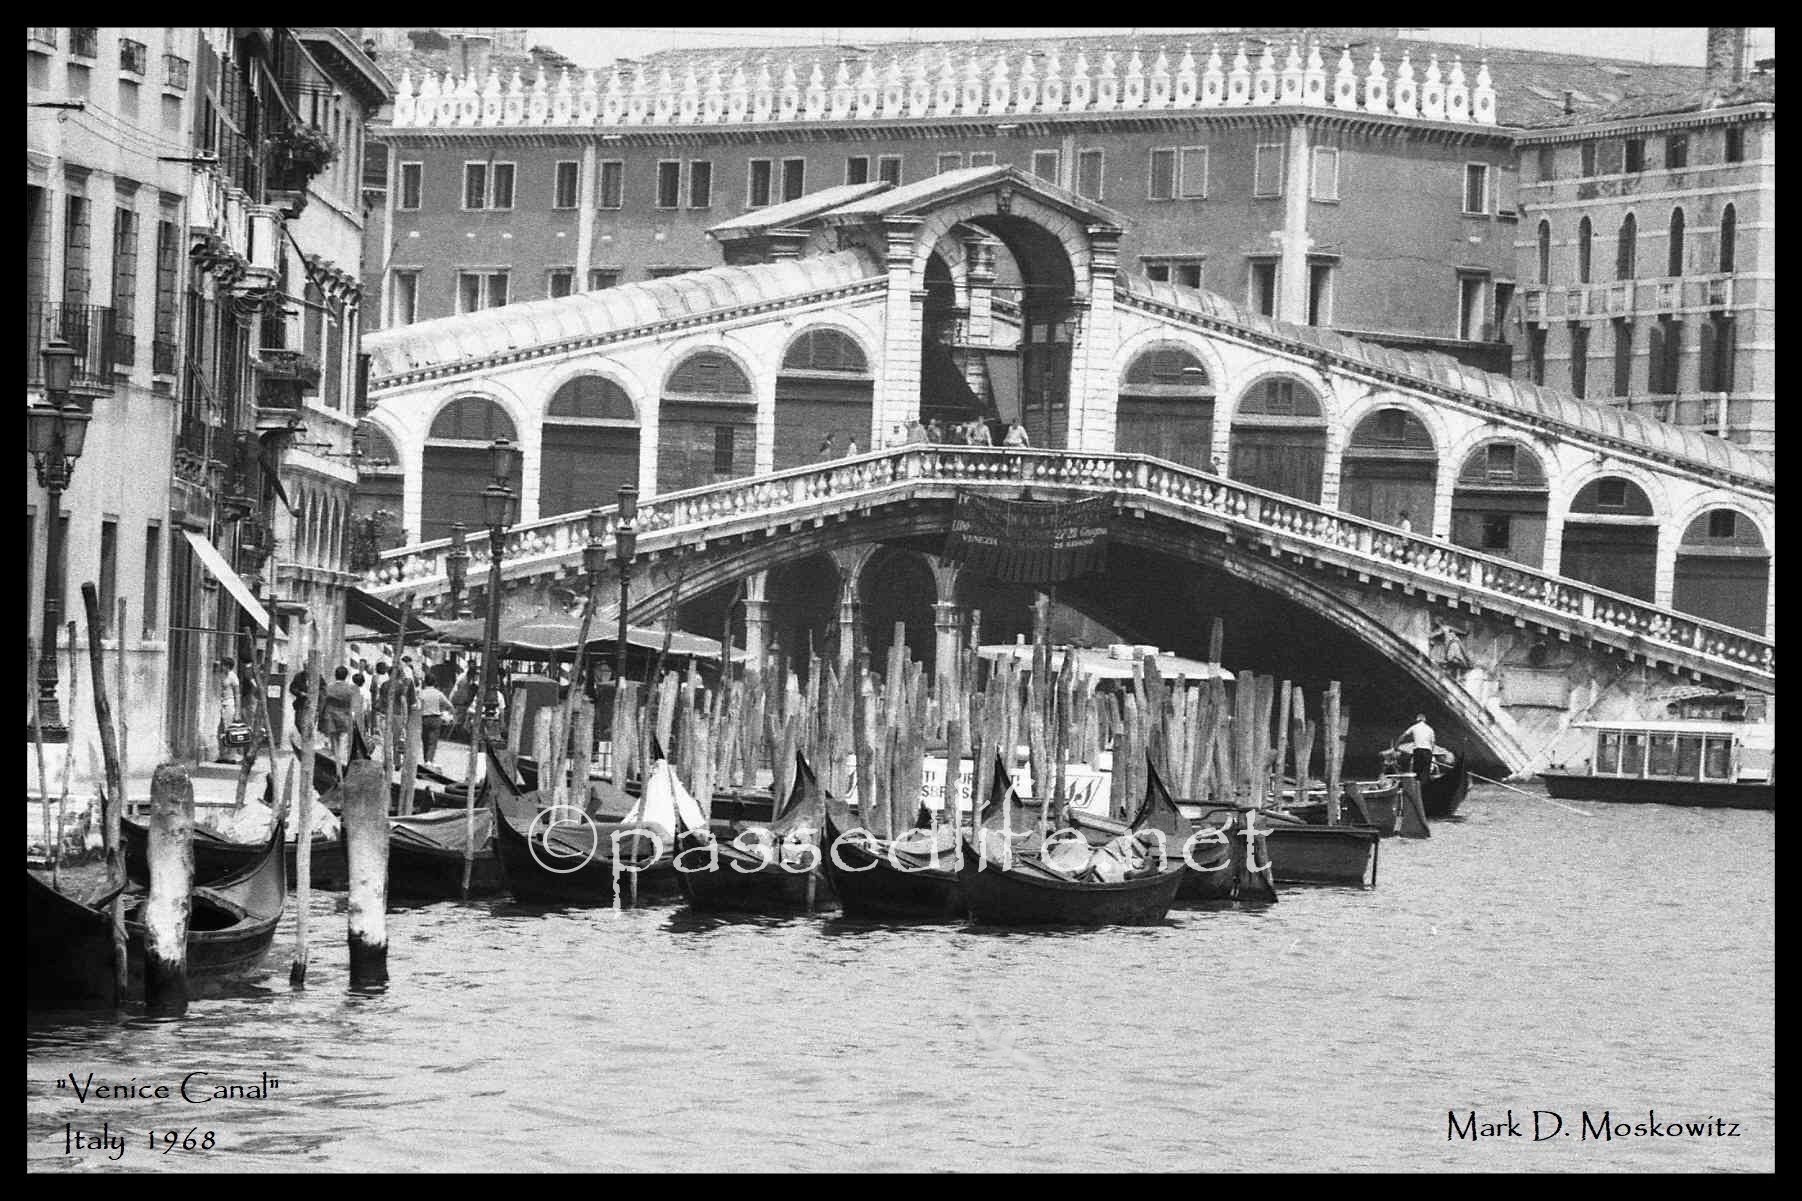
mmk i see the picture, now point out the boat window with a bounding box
[1622,732,1648,777]
[1702,736,1733,780]
[1646,732,1678,777]
[1595,729,1623,775]
[1676,734,1703,778]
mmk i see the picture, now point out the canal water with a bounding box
[27,782,1774,1172]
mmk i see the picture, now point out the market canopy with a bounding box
[427,609,744,663]
[345,587,439,642]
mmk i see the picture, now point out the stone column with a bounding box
[1067,225,1122,452]
[1278,120,1314,325]
[877,217,928,436]
[829,547,875,672]
[932,602,967,695]
[741,570,771,671]
[574,142,598,284]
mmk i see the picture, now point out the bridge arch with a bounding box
[538,372,643,519]
[1337,400,1444,533]
[1227,372,1330,503]
[655,343,761,494]
[1113,340,1218,471]
[1669,502,1771,635]
[354,418,407,553]
[420,394,524,541]
[774,325,877,469]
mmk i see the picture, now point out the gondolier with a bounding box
[1400,714,1436,779]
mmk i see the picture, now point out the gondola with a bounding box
[1284,779,1402,836]
[388,808,506,899]
[27,872,124,1010]
[819,766,964,921]
[122,811,348,891]
[1256,810,1379,887]
[678,752,834,914]
[123,816,287,991]
[488,744,681,905]
[958,759,1186,926]
[1419,749,1470,818]
[1138,761,1239,902]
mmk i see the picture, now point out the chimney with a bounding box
[1705,28,1747,89]
[1562,90,1574,114]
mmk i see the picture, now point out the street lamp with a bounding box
[27,337,94,742]
[444,522,470,620]
[612,485,638,692]
[474,438,519,749]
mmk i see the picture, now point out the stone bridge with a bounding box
[363,447,1774,776]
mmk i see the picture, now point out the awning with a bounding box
[182,529,270,630]
[345,587,439,642]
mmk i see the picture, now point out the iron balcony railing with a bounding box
[26,301,117,394]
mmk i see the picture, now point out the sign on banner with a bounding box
[842,756,1113,815]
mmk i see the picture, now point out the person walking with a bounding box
[350,671,370,733]
[417,679,449,766]
[1002,419,1031,447]
[886,422,908,449]
[216,657,241,763]
[1400,713,1436,779]
[817,433,837,461]
[926,418,945,443]
[845,434,860,457]
[968,419,993,447]
[1397,508,1414,534]
[906,419,929,444]
[320,666,360,761]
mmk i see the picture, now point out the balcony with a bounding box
[253,349,321,427]
[1606,282,1632,316]
[1705,275,1734,309]
[26,302,116,396]
[1522,289,1546,323]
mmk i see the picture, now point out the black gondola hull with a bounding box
[675,845,831,914]
[1263,824,1379,886]
[124,817,347,891]
[819,812,963,919]
[490,793,677,905]
[27,873,121,1010]
[957,847,1186,926]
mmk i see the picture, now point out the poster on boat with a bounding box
[941,491,1112,583]
[841,756,1112,815]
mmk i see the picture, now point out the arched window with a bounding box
[1718,204,1736,273]
[1561,476,1659,601]
[1667,208,1685,277]
[661,351,756,491]
[1229,375,1327,502]
[428,395,517,442]
[359,422,400,466]
[1116,344,1214,470]
[775,329,874,471]
[1236,375,1323,419]
[781,328,869,375]
[1452,440,1550,567]
[666,351,753,397]
[1615,213,1637,280]
[540,376,641,518]
[1340,407,1438,529]
[422,397,522,540]
[1674,508,1769,634]
[1537,221,1551,285]
[1577,216,1593,284]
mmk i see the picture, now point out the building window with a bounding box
[456,270,509,314]
[1648,316,1680,394]
[1179,147,1208,198]
[688,160,712,209]
[1612,319,1633,396]
[1718,204,1736,273]
[1075,149,1104,199]
[1463,163,1489,214]
[656,160,681,208]
[1481,515,1512,550]
[1667,208,1685,276]
[110,207,138,367]
[1536,221,1551,285]
[1148,148,1176,200]
[876,155,903,185]
[152,218,178,372]
[598,160,624,209]
[1576,216,1593,284]
[547,268,574,299]
[1724,126,1745,163]
[1616,213,1637,279]
[1248,259,1277,317]
[845,156,870,184]
[936,152,962,174]
[553,161,580,209]
[1708,510,1737,539]
[747,159,773,208]
[1665,133,1688,170]
[713,425,735,474]
[1527,325,1546,384]
[463,163,486,209]
[1699,313,1736,393]
[69,27,97,58]
[98,518,117,637]
[1579,142,1597,177]
[1458,273,1488,341]
[391,270,419,325]
[968,151,996,168]
[1310,147,1340,201]
[63,195,91,308]
[1485,443,1518,481]
[142,521,160,638]
[1536,145,1555,182]
[781,157,805,202]
[1596,478,1628,509]
[1493,283,1515,340]
[119,37,147,75]
[587,268,620,291]
[1307,260,1333,326]
[1030,150,1060,183]
[1142,258,1203,288]
[490,163,514,209]
[1253,143,1284,197]
[1624,138,1645,173]
[1569,323,1589,397]
[399,162,423,210]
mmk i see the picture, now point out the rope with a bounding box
[1469,770,1594,817]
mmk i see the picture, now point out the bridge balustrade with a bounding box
[367,447,1773,681]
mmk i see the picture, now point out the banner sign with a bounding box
[941,492,1111,584]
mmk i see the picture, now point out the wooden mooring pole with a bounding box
[79,586,127,992]
[343,759,391,987]
[143,763,195,1015]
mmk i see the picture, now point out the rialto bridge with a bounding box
[358,167,1774,775]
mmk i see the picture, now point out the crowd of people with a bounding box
[811,416,1034,463]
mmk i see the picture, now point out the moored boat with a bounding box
[123,817,287,991]
[122,814,347,891]
[27,872,123,1010]
[819,764,968,921]
[678,753,834,914]
[388,808,506,899]
[1539,720,1774,810]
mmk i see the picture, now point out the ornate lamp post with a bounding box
[612,486,638,691]
[474,439,520,749]
[443,522,470,620]
[27,337,93,742]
